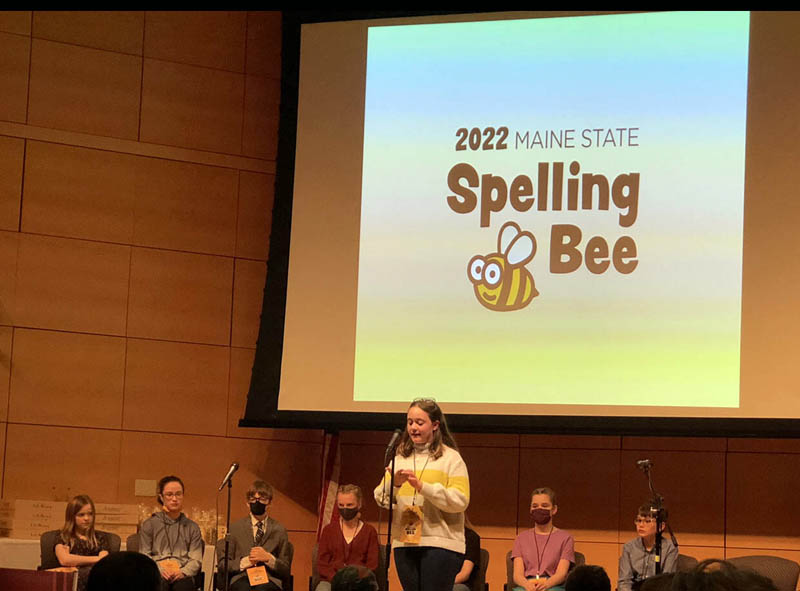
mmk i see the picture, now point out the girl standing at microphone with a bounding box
[374,398,470,591]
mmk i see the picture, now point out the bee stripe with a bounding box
[506,268,521,306]
[495,258,512,307]
[522,276,532,304]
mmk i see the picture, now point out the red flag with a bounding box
[316,431,341,540]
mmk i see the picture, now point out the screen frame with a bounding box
[242,9,800,438]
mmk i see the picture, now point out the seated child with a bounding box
[511,487,575,591]
[618,502,678,591]
[54,495,111,591]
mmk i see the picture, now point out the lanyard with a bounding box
[411,450,431,506]
[533,528,554,577]
[161,519,180,558]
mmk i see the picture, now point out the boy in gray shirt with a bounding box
[618,503,677,591]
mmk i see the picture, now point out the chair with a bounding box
[676,553,698,572]
[129,532,206,591]
[39,529,121,570]
[505,549,585,590]
[309,543,387,591]
[727,555,800,591]
[470,547,490,591]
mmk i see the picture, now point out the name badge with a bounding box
[400,505,423,544]
[159,559,181,575]
[247,566,269,585]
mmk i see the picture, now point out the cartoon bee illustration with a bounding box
[467,221,539,311]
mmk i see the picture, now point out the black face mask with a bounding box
[249,501,267,516]
[339,507,359,521]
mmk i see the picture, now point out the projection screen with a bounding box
[242,10,800,436]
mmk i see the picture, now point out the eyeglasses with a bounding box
[634,518,655,525]
[163,492,183,499]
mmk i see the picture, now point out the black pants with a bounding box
[230,577,280,591]
[159,576,196,591]
[394,546,464,591]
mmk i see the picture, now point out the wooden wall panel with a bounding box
[144,11,246,72]
[228,346,259,439]
[726,452,800,550]
[481,537,514,591]
[458,433,520,448]
[232,259,266,348]
[22,141,136,243]
[127,248,233,345]
[575,541,620,588]
[132,157,238,256]
[622,436,727,452]
[3,423,121,502]
[28,40,141,139]
[0,11,31,35]
[0,231,19,327]
[340,441,387,525]
[0,32,30,124]
[620,450,724,547]
[117,430,234,509]
[518,448,621,543]
[460,444,519,538]
[32,11,144,55]
[288,531,315,591]
[223,438,321,530]
[140,59,244,154]
[242,75,280,160]
[8,328,125,429]
[727,438,800,453]
[122,339,229,436]
[0,327,11,422]
[678,545,725,562]
[521,435,620,449]
[14,234,130,335]
[0,422,6,495]
[0,135,24,231]
[236,171,273,260]
[24,142,239,254]
[245,12,281,79]
[725,547,800,562]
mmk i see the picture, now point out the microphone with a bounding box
[384,429,402,466]
[636,459,653,471]
[218,461,239,491]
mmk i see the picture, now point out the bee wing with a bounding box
[506,231,536,266]
[498,221,522,254]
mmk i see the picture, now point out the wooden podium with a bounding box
[0,567,75,591]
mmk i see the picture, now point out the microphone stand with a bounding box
[640,462,665,576]
[383,444,398,591]
[223,476,233,591]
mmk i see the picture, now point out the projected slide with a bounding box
[353,11,750,406]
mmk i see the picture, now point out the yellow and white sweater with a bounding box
[374,444,470,554]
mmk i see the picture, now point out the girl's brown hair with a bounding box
[531,487,557,506]
[397,398,458,460]
[59,494,99,550]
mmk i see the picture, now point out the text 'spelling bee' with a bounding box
[467,221,539,311]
